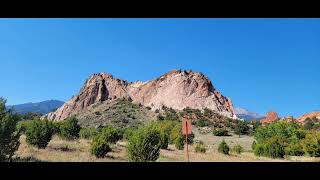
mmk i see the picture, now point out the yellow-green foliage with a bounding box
[195,143,206,153]
[126,123,162,162]
[300,130,320,157]
[25,120,54,149]
[90,135,112,158]
[232,144,243,154]
[218,140,230,155]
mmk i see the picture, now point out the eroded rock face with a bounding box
[42,69,236,121]
[43,73,130,121]
[297,112,320,122]
[260,112,279,125]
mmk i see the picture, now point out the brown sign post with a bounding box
[182,118,192,162]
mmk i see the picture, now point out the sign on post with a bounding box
[182,118,192,162]
[182,119,192,135]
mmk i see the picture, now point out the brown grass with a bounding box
[15,134,320,162]
[16,135,127,162]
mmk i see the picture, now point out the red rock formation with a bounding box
[260,112,279,125]
[297,112,320,122]
[42,69,236,121]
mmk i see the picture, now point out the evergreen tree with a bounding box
[0,97,22,161]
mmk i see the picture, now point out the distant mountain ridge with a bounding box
[234,107,265,121]
[7,100,64,115]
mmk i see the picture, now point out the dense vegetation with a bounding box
[252,121,320,158]
[5,94,320,162]
[56,117,81,140]
[77,98,150,129]
[213,129,229,136]
[80,127,99,140]
[25,119,55,149]
[0,98,22,161]
[181,107,253,137]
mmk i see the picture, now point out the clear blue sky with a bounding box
[0,18,319,117]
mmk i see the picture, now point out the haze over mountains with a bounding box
[234,107,265,121]
[7,100,64,115]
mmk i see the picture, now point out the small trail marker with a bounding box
[182,118,192,162]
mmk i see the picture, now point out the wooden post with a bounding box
[185,120,189,162]
[182,117,191,162]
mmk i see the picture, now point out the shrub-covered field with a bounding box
[2,96,320,162]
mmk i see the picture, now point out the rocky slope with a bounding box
[75,98,156,128]
[42,69,236,121]
[297,112,320,122]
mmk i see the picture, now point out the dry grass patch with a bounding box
[16,135,127,162]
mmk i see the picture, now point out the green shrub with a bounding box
[157,114,165,121]
[51,121,61,134]
[203,108,214,117]
[195,143,206,153]
[159,131,169,149]
[123,128,136,141]
[79,128,99,140]
[196,119,210,127]
[156,120,179,135]
[254,121,301,144]
[254,138,287,158]
[17,120,33,134]
[164,109,179,121]
[185,133,195,144]
[264,136,286,158]
[169,123,182,144]
[254,143,266,156]
[253,121,307,158]
[0,98,22,161]
[251,141,257,150]
[234,121,249,137]
[90,136,112,158]
[232,144,243,154]
[25,120,54,149]
[213,129,229,136]
[300,130,320,157]
[285,141,304,156]
[126,124,162,162]
[218,140,230,155]
[99,126,122,144]
[175,135,185,150]
[58,117,81,140]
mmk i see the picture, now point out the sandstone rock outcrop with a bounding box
[260,112,279,125]
[42,69,236,121]
[297,112,320,122]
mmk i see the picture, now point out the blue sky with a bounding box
[0,18,319,117]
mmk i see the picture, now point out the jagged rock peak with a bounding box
[42,69,236,121]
